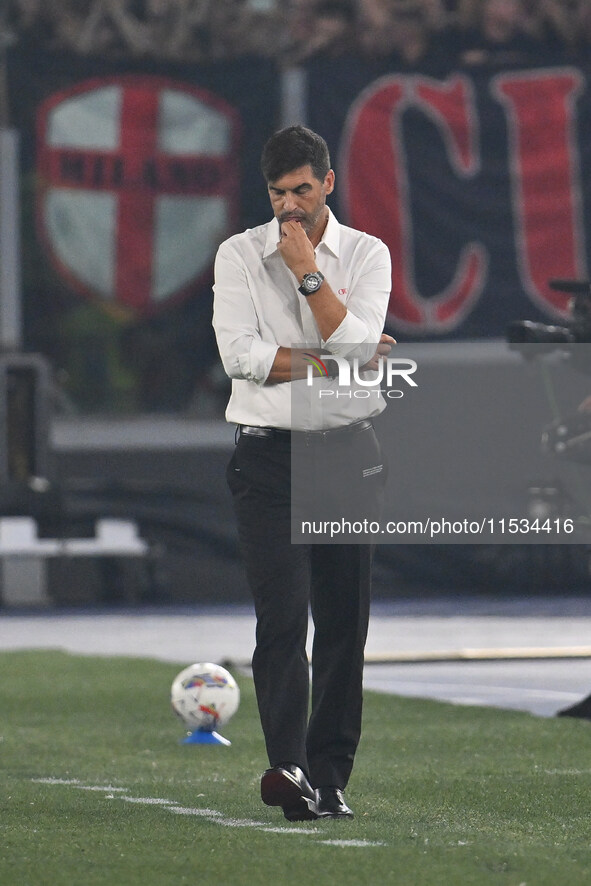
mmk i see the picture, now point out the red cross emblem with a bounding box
[36,75,241,315]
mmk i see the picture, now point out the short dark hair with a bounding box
[261,125,331,184]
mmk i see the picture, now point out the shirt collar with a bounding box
[262,207,340,260]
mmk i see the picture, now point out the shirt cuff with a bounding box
[237,341,279,385]
[323,312,372,359]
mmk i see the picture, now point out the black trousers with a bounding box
[226,424,385,789]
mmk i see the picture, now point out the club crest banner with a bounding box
[8,49,277,318]
[37,75,240,313]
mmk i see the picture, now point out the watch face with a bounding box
[304,273,321,291]
[299,272,324,295]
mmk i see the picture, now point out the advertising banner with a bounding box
[307,59,591,339]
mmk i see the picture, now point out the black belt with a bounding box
[237,419,373,444]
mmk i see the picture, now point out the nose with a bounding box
[282,191,297,212]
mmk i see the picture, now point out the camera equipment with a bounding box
[542,411,591,465]
[506,279,591,541]
[507,279,591,346]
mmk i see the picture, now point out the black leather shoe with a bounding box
[316,786,354,819]
[260,764,319,821]
[557,692,591,719]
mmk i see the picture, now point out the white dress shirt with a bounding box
[212,208,392,430]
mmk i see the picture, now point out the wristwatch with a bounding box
[298,271,325,296]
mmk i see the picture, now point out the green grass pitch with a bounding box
[1,649,591,885]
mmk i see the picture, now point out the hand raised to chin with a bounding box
[277,221,317,279]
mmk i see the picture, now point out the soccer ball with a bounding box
[170,662,240,732]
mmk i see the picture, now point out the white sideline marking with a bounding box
[261,827,320,834]
[32,779,130,793]
[78,785,130,793]
[120,796,176,805]
[166,806,224,817]
[32,778,82,785]
[31,778,387,847]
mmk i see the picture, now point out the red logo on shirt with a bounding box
[338,288,348,296]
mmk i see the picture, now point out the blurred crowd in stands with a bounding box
[2,0,591,68]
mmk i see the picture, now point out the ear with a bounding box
[324,169,335,195]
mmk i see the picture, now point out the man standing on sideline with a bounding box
[213,125,393,821]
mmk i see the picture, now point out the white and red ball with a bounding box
[171,662,240,732]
